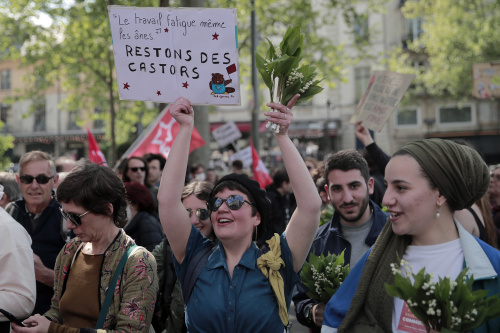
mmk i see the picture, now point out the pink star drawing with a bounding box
[123,82,130,90]
[164,27,169,33]
[182,82,189,89]
[157,90,161,96]
[212,32,219,40]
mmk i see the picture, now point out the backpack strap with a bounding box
[181,245,216,304]
[96,244,138,329]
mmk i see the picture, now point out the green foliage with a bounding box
[388,0,500,100]
[0,122,14,170]
[300,251,350,303]
[386,259,500,332]
[255,26,323,106]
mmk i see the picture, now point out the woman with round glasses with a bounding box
[152,180,214,333]
[12,159,158,333]
[158,95,322,332]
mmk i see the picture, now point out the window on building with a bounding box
[34,103,46,132]
[405,17,423,41]
[1,70,11,90]
[353,14,369,44]
[0,104,9,123]
[355,67,371,102]
[395,108,420,127]
[438,105,473,125]
[93,107,105,129]
[68,110,80,130]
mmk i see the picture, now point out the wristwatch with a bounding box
[304,304,314,324]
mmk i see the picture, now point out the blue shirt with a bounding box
[212,83,225,94]
[174,225,299,333]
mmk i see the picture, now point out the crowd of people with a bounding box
[0,98,500,333]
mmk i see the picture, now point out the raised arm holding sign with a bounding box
[108,6,240,105]
[350,71,415,132]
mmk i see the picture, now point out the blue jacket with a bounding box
[322,221,500,333]
[293,201,388,332]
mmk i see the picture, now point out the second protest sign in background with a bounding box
[108,6,240,105]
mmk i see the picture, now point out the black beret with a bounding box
[209,173,272,223]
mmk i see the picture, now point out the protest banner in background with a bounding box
[350,71,415,132]
[230,146,252,168]
[118,105,205,162]
[87,129,108,166]
[108,6,240,105]
[211,121,242,148]
[472,62,500,99]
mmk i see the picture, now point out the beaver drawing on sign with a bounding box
[209,73,235,94]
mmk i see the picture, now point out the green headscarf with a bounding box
[399,138,490,211]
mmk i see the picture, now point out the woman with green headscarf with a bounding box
[322,138,500,333]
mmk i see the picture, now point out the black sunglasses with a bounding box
[19,174,54,185]
[186,208,210,221]
[60,207,90,226]
[130,167,146,172]
[207,195,254,212]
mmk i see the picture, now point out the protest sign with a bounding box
[472,62,500,99]
[230,146,252,168]
[211,121,242,148]
[350,71,415,132]
[108,6,240,105]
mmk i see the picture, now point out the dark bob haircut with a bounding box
[57,159,128,227]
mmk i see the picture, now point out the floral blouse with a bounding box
[45,230,158,333]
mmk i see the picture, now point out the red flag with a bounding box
[87,129,108,166]
[226,64,237,74]
[251,141,273,188]
[125,106,206,159]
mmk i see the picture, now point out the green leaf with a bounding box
[255,52,274,90]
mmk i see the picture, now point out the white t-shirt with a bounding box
[392,239,464,333]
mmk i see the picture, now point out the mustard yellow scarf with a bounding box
[256,234,288,327]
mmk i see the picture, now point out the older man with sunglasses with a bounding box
[5,151,72,315]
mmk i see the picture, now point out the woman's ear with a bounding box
[106,202,114,216]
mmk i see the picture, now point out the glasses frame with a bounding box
[186,208,210,221]
[130,166,146,172]
[60,208,90,226]
[19,174,54,185]
[207,195,254,212]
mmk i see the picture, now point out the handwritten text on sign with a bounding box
[108,6,240,105]
[350,71,415,132]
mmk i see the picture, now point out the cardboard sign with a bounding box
[108,6,240,105]
[473,62,500,99]
[211,121,242,147]
[230,146,252,168]
[350,71,415,132]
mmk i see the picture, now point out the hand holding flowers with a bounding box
[300,251,350,303]
[255,26,323,133]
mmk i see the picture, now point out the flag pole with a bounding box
[113,105,170,171]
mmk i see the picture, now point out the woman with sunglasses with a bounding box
[151,180,214,333]
[122,156,159,219]
[158,95,322,332]
[12,160,158,333]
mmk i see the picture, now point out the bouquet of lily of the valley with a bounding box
[300,251,350,303]
[385,259,500,333]
[255,26,323,132]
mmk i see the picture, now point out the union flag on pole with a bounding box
[121,105,206,160]
[87,129,108,166]
[250,140,273,188]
